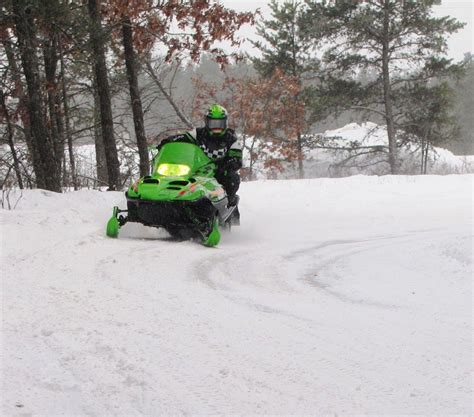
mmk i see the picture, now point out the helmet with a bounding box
[205,104,228,136]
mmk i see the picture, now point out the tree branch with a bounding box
[145,59,193,130]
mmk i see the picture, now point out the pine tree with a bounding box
[306,0,464,174]
[252,0,316,78]
[252,0,319,178]
[401,80,458,173]
[450,54,474,155]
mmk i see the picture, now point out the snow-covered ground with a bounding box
[304,122,474,178]
[246,122,474,179]
[1,175,472,415]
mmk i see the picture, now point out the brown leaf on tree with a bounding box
[102,1,255,64]
[194,68,306,179]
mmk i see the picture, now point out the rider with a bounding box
[158,104,242,208]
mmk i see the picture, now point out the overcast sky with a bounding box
[220,0,473,61]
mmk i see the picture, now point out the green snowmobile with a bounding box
[105,142,240,246]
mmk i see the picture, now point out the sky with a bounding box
[220,0,473,61]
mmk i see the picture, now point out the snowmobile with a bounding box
[105,141,240,247]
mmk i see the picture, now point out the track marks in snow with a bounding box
[180,230,473,413]
[288,236,408,309]
[284,232,454,309]
[190,235,409,309]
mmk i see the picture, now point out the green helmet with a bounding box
[205,104,228,136]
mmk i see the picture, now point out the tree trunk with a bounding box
[291,17,304,180]
[296,131,304,179]
[424,148,428,174]
[382,1,397,175]
[88,0,121,190]
[93,83,108,183]
[43,0,67,185]
[58,38,78,190]
[0,89,24,189]
[420,140,425,174]
[43,34,65,179]
[13,0,61,192]
[121,15,149,177]
[424,127,432,174]
[246,135,255,181]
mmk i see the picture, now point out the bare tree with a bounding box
[87,0,121,190]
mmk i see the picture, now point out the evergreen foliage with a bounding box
[252,0,317,78]
[304,0,465,173]
[448,54,474,155]
[251,0,322,177]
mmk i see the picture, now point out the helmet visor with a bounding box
[206,117,227,130]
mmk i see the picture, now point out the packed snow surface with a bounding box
[1,175,472,415]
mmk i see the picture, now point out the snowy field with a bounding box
[1,175,473,415]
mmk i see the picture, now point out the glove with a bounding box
[215,164,226,177]
[225,156,242,171]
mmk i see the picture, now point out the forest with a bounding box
[1,0,473,192]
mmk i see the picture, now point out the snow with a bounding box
[305,123,472,178]
[1,175,473,415]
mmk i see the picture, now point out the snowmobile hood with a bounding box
[127,142,225,203]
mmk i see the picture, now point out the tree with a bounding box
[87,0,121,190]
[1,0,256,191]
[194,67,305,179]
[120,14,150,177]
[106,0,255,177]
[449,54,474,155]
[1,29,26,188]
[306,0,464,174]
[58,37,78,189]
[11,0,62,191]
[41,0,69,184]
[399,75,460,174]
[2,0,113,190]
[252,0,319,178]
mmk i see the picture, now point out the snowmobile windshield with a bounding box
[153,142,212,177]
